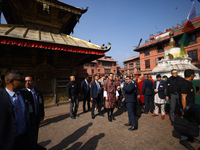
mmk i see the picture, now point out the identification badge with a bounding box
[28,103,33,113]
[191,89,194,92]
[39,97,42,104]
[168,84,170,86]
[72,85,74,87]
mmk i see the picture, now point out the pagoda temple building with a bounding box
[0,0,110,105]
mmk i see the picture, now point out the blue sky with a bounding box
[1,0,200,67]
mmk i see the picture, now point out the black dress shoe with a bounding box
[180,140,195,150]
[128,126,138,131]
[144,112,148,114]
[124,123,132,126]
[75,114,79,117]
[99,113,104,117]
[194,138,200,144]
[92,116,95,119]
[108,116,112,122]
[171,122,174,126]
[70,116,76,119]
[111,116,116,120]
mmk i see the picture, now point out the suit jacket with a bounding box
[0,89,40,150]
[90,81,101,99]
[123,82,137,103]
[153,80,167,99]
[132,80,140,97]
[141,79,154,96]
[81,80,89,95]
[23,88,45,120]
[166,76,184,98]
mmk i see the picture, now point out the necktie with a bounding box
[14,92,24,135]
[31,90,38,115]
[96,82,101,93]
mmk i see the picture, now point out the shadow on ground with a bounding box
[40,113,70,127]
[49,122,93,150]
[39,140,51,148]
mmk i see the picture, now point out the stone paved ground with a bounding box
[38,102,200,150]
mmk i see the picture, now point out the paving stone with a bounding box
[38,102,200,150]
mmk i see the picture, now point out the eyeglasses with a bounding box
[12,78,25,82]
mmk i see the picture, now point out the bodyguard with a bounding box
[67,76,79,119]
[122,76,138,131]
[81,75,90,112]
[166,69,184,125]
[90,75,104,119]
[141,75,154,114]
[24,75,45,140]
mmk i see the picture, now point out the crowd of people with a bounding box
[0,68,199,150]
[67,69,199,150]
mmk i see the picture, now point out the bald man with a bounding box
[67,76,80,119]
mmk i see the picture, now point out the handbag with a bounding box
[174,115,199,137]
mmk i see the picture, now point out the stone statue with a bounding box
[169,31,176,48]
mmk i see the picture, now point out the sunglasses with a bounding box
[12,78,25,82]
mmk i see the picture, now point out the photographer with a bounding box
[179,69,200,150]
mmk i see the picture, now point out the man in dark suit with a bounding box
[24,75,45,140]
[0,70,45,150]
[81,75,90,112]
[67,75,79,119]
[131,74,140,116]
[122,76,138,131]
[90,75,104,119]
[142,74,154,114]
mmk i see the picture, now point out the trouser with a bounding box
[170,94,179,122]
[83,92,90,111]
[154,103,165,115]
[91,94,102,116]
[126,102,137,127]
[134,98,138,115]
[144,95,153,113]
[117,94,123,108]
[70,96,79,116]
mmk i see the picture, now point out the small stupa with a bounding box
[151,30,200,79]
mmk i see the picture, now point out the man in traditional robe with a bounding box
[104,73,119,122]
[152,74,167,119]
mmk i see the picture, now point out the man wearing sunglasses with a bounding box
[0,70,45,150]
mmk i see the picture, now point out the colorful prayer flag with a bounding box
[187,1,196,21]
[178,33,191,46]
[180,45,187,57]
[182,21,195,33]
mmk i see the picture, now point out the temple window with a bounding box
[136,62,140,66]
[84,63,89,67]
[91,63,95,67]
[104,69,111,74]
[102,62,112,67]
[145,59,150,68]
[157,44,164,53]
[92,69,94,74]
[188,50,198,62]
[144,49,150,56]
[189,33,197,45]
[129,63,133,68]
[98,69,100,72]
